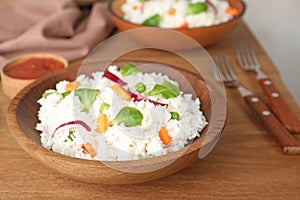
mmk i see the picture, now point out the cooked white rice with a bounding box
[122,0,234,28]
[36,65,207,161]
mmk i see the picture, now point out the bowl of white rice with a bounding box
[7,61,226,184]
[109,0,245,47]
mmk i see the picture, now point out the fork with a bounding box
[236,44,300,133]
[213,55,300,154]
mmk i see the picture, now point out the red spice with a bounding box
[5,57,65,79]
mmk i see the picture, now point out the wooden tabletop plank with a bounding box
[1,21,300,199]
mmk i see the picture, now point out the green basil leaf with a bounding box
[42,92,55,98]
[74,88,100,113]
[146,80,180,99]
[100,102,110,114]
[62,91,71,98]
[42,91,64,98]
[145,85,164,96]
[187,2,207,15]
[42,91,70,99]
[68,130,76,141]
[111,106,143,127]
[145,84,176,98]
[142,14,160,27]
[64,130,76,142]
[162,80,180,97]
[120,64,141,76]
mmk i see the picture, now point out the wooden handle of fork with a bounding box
[258,78,300,133]
[244,95,300,154]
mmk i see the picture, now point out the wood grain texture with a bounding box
[258,78,300,133]
[1,22,300,199]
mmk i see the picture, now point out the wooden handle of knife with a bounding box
[259,78,300,133]
[244,95,300,154]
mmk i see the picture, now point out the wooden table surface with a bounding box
[1,22,300,199]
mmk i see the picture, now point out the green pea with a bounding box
[170,112,180,120]
[135,82,146,93]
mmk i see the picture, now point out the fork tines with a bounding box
[213,55,237,83]
[236,44,258,71]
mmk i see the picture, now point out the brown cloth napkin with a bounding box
[0,0,114,65]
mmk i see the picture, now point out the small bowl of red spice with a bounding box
[1,53,68,99]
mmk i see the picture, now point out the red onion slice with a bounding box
[205,0,218,15]
[52,120,91,138]
[103,71,127,86]
[129,91,168,107]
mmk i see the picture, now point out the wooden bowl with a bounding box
[7,61,226,184]
[1,53,68,99]
[108,0,246,47]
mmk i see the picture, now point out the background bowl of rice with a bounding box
[7,60,227,184]
[108,0,246,47]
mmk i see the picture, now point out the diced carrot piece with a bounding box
[132,5,140,10]
[225,8,239,16]
[65,81,80,92]
[96,114,108,133]
[158,127,171,145]
[81,143,97,158]
[168,9,176,15]
[112,84,131,101]
[179,22,189,28]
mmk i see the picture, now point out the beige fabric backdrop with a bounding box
[0,0,114,65]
